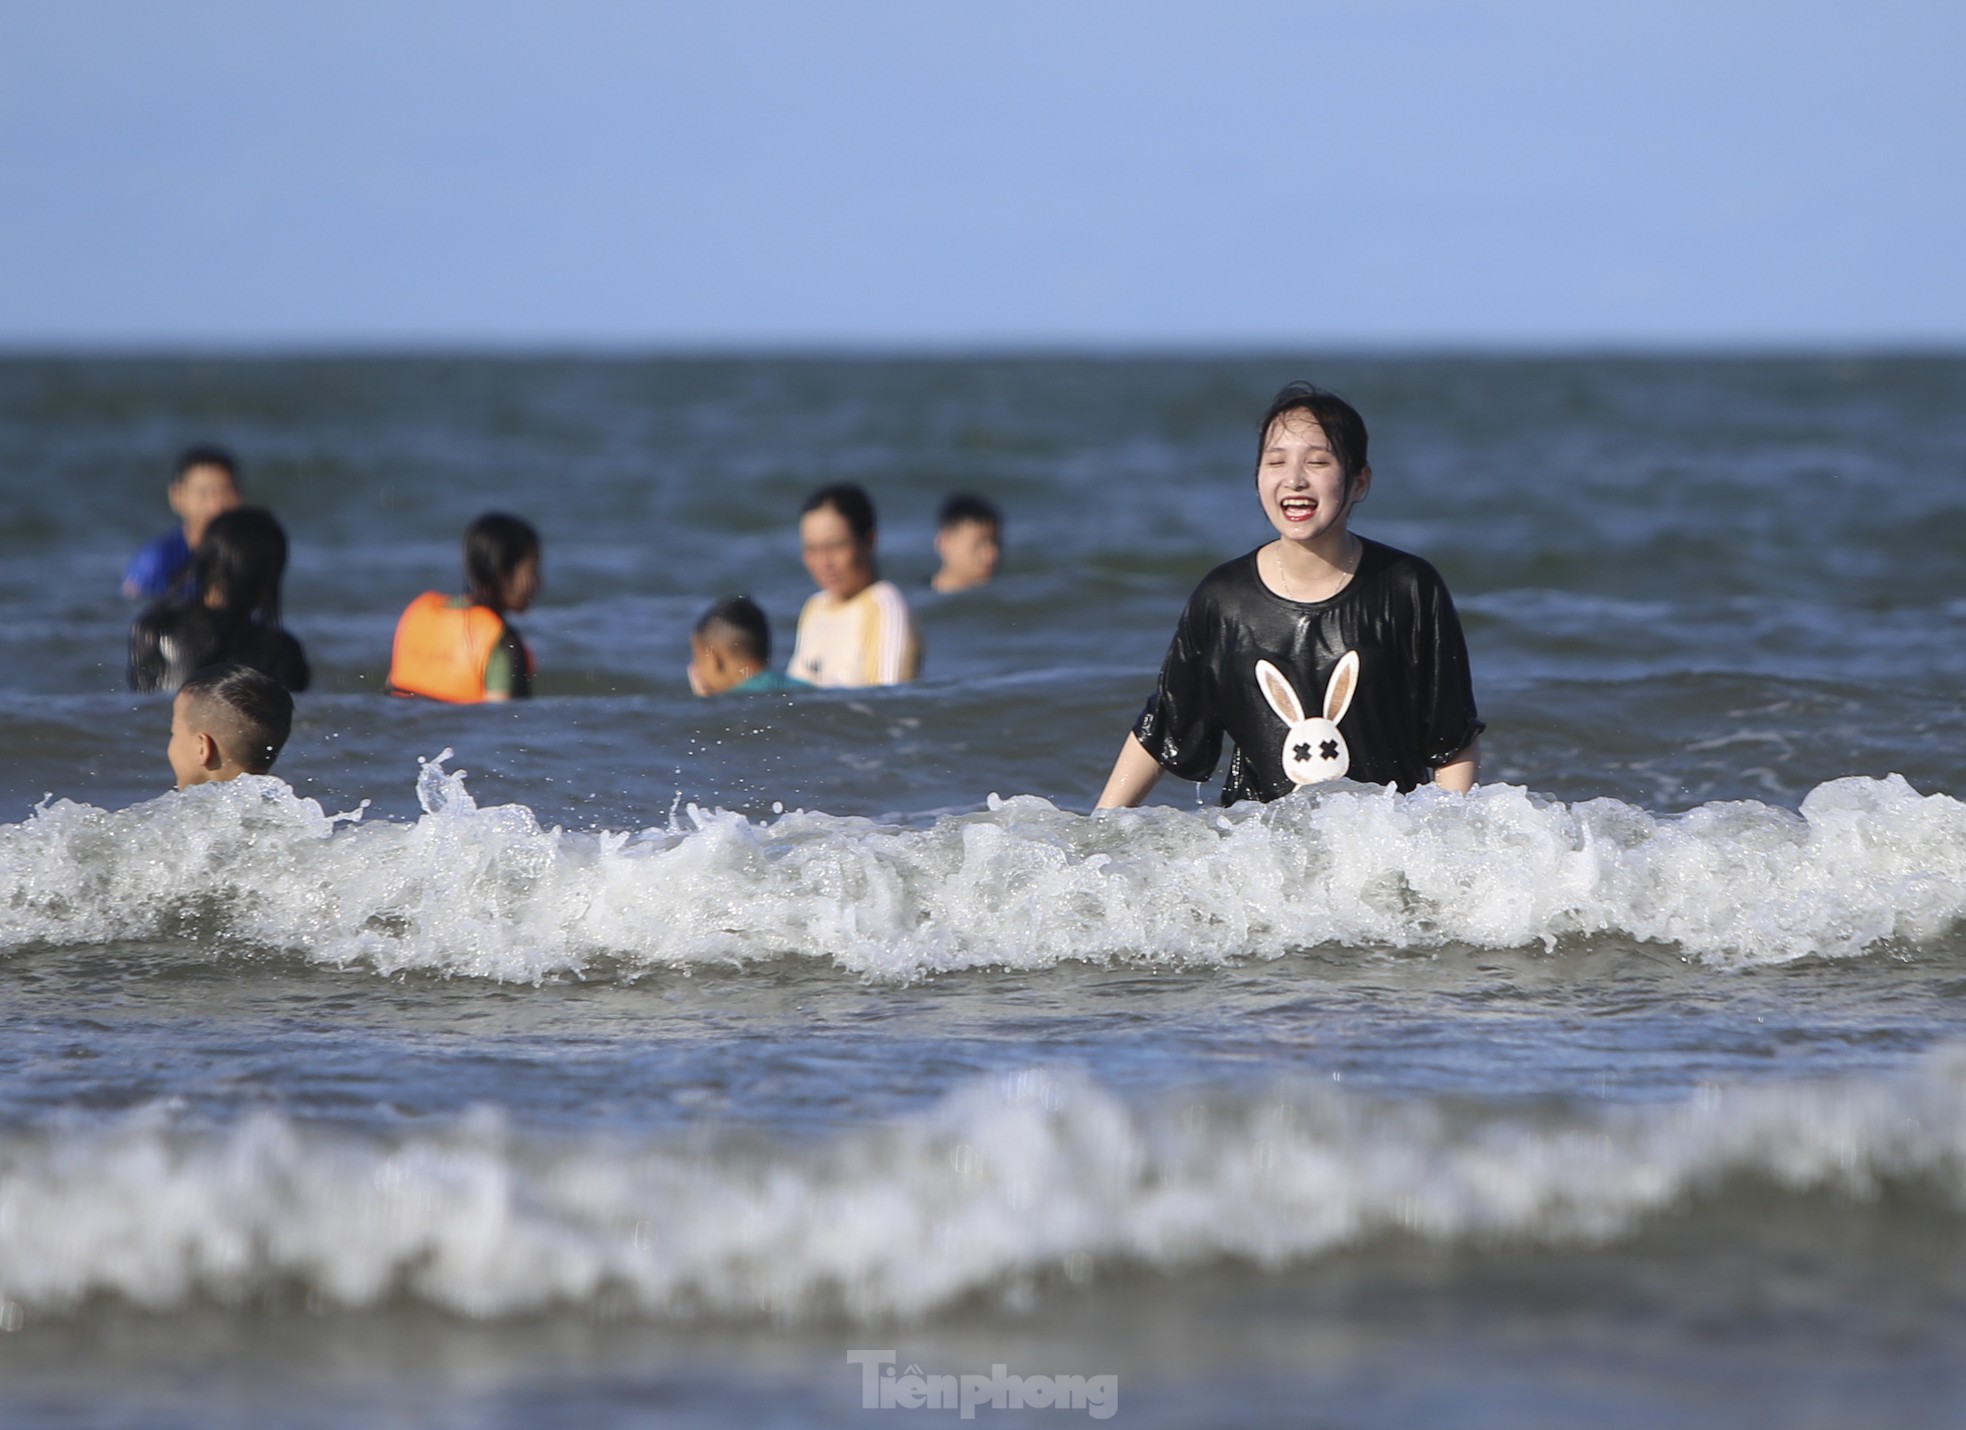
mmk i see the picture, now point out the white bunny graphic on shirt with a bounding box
[1254,650,1359,787]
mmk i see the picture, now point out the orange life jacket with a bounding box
[387,592,513,704]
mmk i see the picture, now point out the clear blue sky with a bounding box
[2,1,1961,348]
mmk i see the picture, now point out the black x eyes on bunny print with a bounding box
[1255,651,1359,787]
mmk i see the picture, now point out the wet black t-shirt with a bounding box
[1132,540,1483,804]
[128,604,311,695]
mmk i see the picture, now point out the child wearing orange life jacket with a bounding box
[387,513,541,703]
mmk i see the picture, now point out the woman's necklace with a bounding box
[1275,535,1360,601]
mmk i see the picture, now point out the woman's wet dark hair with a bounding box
[463,512,542,610]
[1256,382,1370,490]
[800,483,877,541]
[193,507,289,626]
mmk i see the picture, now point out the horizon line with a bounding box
[3,335,1965,362]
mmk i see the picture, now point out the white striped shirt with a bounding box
[789,579,920,687]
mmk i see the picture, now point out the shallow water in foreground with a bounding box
[2,353,1965,1425]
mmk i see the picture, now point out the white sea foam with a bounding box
[2,759,1963,979]
[3,1054,1966,1321]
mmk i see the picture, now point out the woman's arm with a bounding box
[1433,735,1481,792]
[481,624,530,702]
[1095,733,1165,809]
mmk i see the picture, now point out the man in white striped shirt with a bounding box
[790,483,921,687]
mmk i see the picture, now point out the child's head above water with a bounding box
[798,483,879,602]
[463,513,543,614]
[931,493,1002,593]
[169,444,243,548]
[168,662,295,788]
[689,596,772,695]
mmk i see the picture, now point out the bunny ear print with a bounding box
[1323,650,1360,724]
[1255,660,1306,726]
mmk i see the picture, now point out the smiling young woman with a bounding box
[1096,382,1482,809]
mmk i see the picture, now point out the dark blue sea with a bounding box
[3,353,1966,1427]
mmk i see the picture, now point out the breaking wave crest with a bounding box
[3,756,1963,979]
[3,1054,1966,1322]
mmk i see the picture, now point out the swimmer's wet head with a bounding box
[168,444,243,549]
[932,492,1002,593]
[168,662,294,788]
[689,595,773,696]
[464,512,542,614]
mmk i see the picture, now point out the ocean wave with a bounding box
[2,756,1963,979]
[3,1056,1966,1322]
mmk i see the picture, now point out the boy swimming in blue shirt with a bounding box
[123,445,242,600]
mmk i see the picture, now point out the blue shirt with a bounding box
[123,530,192,600]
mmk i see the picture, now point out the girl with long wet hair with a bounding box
[128,506,310,694]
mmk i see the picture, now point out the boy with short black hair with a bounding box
[167,662,295,788]
[688,596,811,695]
[123,445,242,600]
[930,493,1002,593]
